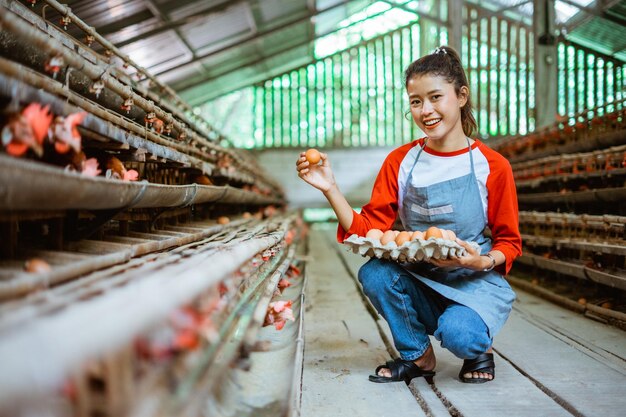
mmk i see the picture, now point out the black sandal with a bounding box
[459,352,495,383]
[369,358,435,385]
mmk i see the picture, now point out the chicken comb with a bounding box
[21,103,53,144]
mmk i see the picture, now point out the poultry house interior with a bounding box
[0,1,625,416]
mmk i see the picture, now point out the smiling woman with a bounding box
[296,45,521,386]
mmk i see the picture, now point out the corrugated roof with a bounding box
[473,0,626,60]
[28,0,625,106]
[31,0,373,105]
[120,31,191,73]
[562,0,626,61]
[257,0,313,22]
[178,3,252,51]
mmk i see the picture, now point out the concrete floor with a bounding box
[301,224,626,417]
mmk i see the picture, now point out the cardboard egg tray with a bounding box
[343,234,481,263]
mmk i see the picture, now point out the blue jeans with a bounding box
[358,258,491,361]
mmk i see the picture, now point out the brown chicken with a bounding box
[263,300,295,330]
[105,156,139,181]
[1,103,53,157]
[49,112,86,154]
[46,111,100,176]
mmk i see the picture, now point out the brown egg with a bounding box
[217,216,230,225]
[577,297,587,306]
[393,230,400,237]
[600,301,613,309]
[395,231,411,246]
[424,226,443,240]
[446,230,457,241]
[410,230,424,240]
[440,229,450,240]
[380,230,396,245]
[366,229,384,239]
[305,148,321,164]
[24,258,51,273]
[531,278,539,286]
[242,212,252,219]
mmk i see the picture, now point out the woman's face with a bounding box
[406,74,468,141]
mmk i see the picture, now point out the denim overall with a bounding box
[358,139,516,360]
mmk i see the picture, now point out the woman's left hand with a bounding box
[429,239,484,271]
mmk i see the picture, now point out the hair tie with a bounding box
[432,47,447,55]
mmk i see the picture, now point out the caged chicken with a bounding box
[1,103,102,177]
[49,112,86,155]
[46,111,101,177]
[263,300,295,330]
[103,155,139,181]
[1,103,53,158]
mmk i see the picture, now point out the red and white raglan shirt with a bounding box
[337,138,522,275]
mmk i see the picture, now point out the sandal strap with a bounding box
[370,358,435,383]
[389,359,410,380]
[460,352,495,374]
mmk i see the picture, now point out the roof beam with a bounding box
[497,0,531,13]
[143,0,196,57]
[94,9,156,37]
[466,0,532,25]
[155,0,233,14]
[176,10,421,101]
[115,0,248,48]
[151,0,357,80]
[609,38,626,55]
[559,0,626,27]
[561,36,625,62]
[183,55,313,105]
[382,1,448,27]
[245,0,261,34]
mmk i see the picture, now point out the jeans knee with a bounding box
[358,259,396,298]
[435,314,491,359]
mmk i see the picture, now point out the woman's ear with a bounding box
[458,86,469,107]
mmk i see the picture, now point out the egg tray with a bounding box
[343,234,481,263]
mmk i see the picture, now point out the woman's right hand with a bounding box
[296,151,336,193]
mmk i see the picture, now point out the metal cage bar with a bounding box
[248,4,623,149]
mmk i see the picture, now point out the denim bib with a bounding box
[400,139,515,337]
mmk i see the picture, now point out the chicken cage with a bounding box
[0,2,307,416]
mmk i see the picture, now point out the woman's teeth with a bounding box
[424,118,441,127]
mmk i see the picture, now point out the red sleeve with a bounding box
[482,144,522,275]
[336,143,416,242]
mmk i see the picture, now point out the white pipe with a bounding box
[0,154,280,212]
